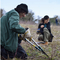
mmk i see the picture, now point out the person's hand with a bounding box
[41,25,44,28]
[18,28,32,41]
[18,34,24,40]
[24,28,32,41]
[18,34,30,42]
[24,28,31,37]
[19,28,32,41]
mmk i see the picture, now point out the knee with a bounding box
[44,28,48,32]
[43,28,50,34]
[38,35,43,41]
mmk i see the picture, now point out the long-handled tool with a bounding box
[18,31,49,58]
[25,38,49,58]
[31,38,49,57]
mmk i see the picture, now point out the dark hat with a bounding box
[44,15,49,20]
[17,3,28,14]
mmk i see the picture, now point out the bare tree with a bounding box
[0,9,6,18]
[0,9,3,18]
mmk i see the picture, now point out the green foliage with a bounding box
[50,18,55,24]
[0,9,3,18]
[27,53,31,56]
[50,15,60,24]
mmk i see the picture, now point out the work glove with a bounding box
[18,34,24,40]
[18,28,32,41]
[23,28,32,41]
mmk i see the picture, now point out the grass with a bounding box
[2,23,60,60]
[18,23,60,60]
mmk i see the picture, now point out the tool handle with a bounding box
[31,38,49,57]
[25,38,49,58]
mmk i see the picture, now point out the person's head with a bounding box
[41,15,49,24]
[15,3,28,18]
[44,15,49,24]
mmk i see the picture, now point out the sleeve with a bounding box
[37,24,41,31]
[9,12,26,34]
[38,24,41,28]
[37,24,43,34]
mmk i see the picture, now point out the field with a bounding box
[1,22,60,60]
[14,22,60,60]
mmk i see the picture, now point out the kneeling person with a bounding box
[37,15,53,45]
[1,3,31,60]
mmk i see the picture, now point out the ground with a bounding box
[1,22,60,60]
[14,23,60,60]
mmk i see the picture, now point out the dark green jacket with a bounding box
[1,9,26,52]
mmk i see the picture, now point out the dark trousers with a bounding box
[16,44,27,59]
[1,40,27,59]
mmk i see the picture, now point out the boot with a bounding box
[41,41,48,45]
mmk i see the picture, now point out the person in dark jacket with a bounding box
[1,3,31,60]
[56,17,58,25]
[37,15,54,45]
